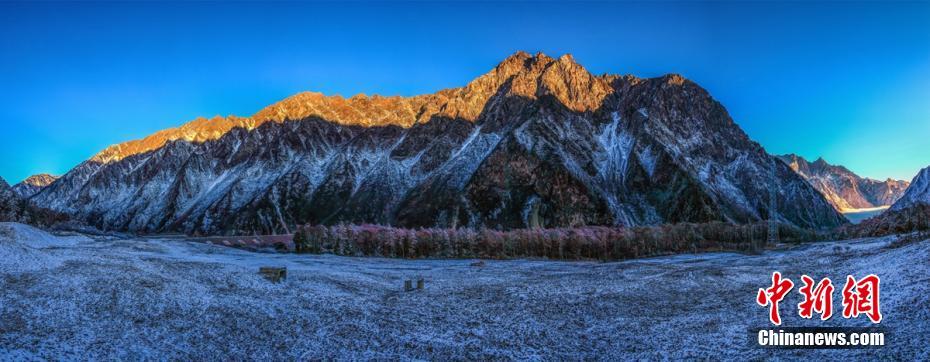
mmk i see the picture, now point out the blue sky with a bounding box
[1,1,927,184]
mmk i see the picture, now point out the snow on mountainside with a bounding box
[12,173,58,198]
[891,166,930,211]
[777,154,909,211]
[30,52,846,235]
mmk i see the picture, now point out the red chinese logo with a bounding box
[842,274,882,323]
[798,275,834,320]
[758,272,881,325]
[756,271,794,325]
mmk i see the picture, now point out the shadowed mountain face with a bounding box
[31,52,846,235]
[777,154,909,211]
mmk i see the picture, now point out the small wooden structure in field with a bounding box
[259,267,287,283]
[404,278,425,291]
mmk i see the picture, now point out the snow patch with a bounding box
[595,112,634,185]
[637,146,657,178]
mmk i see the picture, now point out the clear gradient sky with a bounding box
[1,1,928,184]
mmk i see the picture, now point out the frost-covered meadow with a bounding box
[1,222,928,360]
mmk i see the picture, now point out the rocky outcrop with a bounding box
[31,52,846,235]
[778,154,909,211]
[12,174,58,198]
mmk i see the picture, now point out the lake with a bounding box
[842,207,889,224]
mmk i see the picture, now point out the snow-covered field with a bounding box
[1,222,928,360]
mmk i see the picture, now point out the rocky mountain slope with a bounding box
[31,52,846,235]
[0,177,29,223]
[891,166,930,211]
[12,174,58,198]
[0,177,19,221]
[1,177,64,225]
[777,154,909,211]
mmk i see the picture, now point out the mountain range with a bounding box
[777,154,909,211]
[25,52,846,235]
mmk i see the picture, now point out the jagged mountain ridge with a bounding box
[12,174,59,198]
[777,154,909,211]
[31,52,846,234]
[891,166,930,211]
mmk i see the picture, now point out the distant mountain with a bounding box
[777,154,909,211]
[0,176,64,226]
[31,52,846,235]
[12,174,58,198]
[891,166,930,211]
[838,166,930,237]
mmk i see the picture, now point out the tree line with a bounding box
[293,222,825,260]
